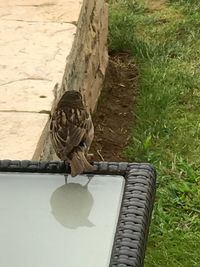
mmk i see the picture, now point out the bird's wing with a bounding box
[50,107,88,159]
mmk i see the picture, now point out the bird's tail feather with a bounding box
[69,150,94,177]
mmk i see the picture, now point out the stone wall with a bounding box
[38,0,108,160]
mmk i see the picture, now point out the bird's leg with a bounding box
[64,160,69,184]
[64,174,69,184]
[84,173,94,188]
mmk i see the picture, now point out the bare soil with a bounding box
[146,0,166,11]
[90,53,138,161]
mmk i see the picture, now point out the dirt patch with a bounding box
[90,53,138,162]
[146,0,166,11]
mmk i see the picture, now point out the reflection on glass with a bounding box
[50,181,94,228]
[0,173,124,267]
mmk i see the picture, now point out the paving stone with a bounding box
[0,112,48,160]
[0,0,82,23]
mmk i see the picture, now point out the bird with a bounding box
[50,90,94,177]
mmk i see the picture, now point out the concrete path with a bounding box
[0,0,82,159]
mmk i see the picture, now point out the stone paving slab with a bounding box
[0,0,81,160]
[0,0,82,22]
[0,80,53,112]
[0,21,75,112]
[0,113,48,160]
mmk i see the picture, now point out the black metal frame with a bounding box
[0,160,156,267]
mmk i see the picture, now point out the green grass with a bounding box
[109,0,200,266]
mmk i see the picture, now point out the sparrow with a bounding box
[50,90,94,177]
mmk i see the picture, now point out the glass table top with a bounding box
[0,173,125,267]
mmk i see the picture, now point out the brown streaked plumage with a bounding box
[50,90,94,177]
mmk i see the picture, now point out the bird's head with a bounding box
[58,90,84,109]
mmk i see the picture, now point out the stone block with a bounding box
[0,113,48,160]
